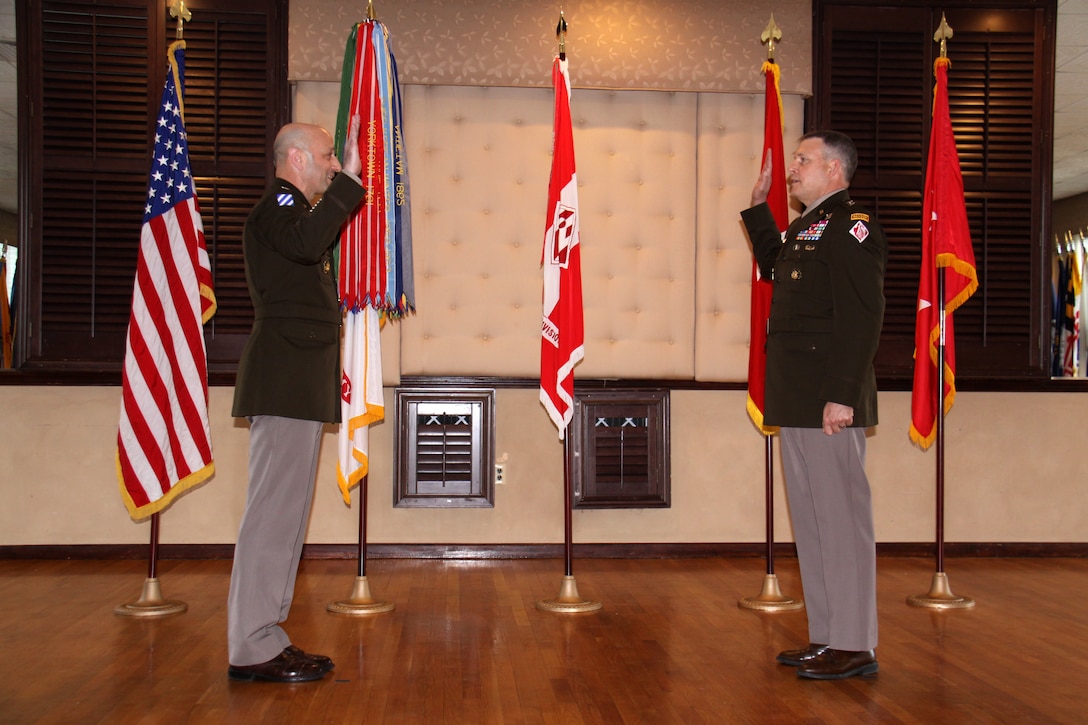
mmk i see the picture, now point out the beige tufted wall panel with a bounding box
[694,92,805,381]
[398,86,699,378]
[563,89,698,379]
[294,80,804,381]
[399,84,554,377]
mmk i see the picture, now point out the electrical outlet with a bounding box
[495,463,506,485]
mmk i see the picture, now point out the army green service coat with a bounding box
[741,190,887,429]
[232,174,365,423]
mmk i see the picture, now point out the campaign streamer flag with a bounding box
[540,56,584,439]
[746,61,788,434]
[117,40,217,518]
[909,57,978,450]
[335,19,414,503]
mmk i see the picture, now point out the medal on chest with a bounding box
[796,217,829,242]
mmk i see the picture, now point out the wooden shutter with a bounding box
[568,389,670,509]
[394,389,496,508]
[22,0,286,375]
[814,1,1053,380]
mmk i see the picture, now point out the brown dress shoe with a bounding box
[228,649,328,683]
[284,644,335,673]
[776,643,829,667]
[797,649,878,679]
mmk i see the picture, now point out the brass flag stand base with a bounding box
[907,572,975,609]
[738,574,804,612]
[537,575,602,613]
[327,576,395,615]
[114,577,187,618]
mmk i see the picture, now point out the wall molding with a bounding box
[3,542,1085,560]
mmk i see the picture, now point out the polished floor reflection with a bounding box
[1,555,1084,723]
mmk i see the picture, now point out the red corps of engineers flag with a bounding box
[909,57,978,450]
[747,61,788,435]
[116,40,217,518]
[540,56,584,439]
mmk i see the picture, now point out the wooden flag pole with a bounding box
[739,433,803,611]
[908,271,974,608]
[328,473,395,614]
[115,513,188,617]
[739,15,802,613]
[536,433,601,613]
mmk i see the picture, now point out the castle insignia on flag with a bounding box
[276,193,294,207]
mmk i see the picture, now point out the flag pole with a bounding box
[908,15,974,609]
[739,15,802,613]
[908,272,973,608]
[328,473,395,614]
[537,13,600,614]
[115,513,188,617]
[115,0,198,619]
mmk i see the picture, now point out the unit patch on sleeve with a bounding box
[849,220,870,243]
[850,212,870,222]
[276,193,295,207]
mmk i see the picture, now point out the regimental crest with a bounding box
[548,203,578,268]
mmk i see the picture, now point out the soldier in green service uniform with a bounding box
[741,130,887,680]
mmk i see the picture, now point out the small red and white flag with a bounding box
[910,57,978,450]
[117,40,216,518]
[540,57,584,439]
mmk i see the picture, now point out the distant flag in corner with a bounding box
[335,19,414,503]
[1,247,11,368]
[117,40,217,518]
[746,60,787,435]
[540,56,584,439]
[910,57,978,450]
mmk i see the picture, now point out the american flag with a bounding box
[117,40,216,518]
[540,56,584,439]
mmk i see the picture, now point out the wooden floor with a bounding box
[1,556,1085,724]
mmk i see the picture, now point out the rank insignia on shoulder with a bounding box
[276,193,295,207]
[849,220,870,243]
[851,212,870,222]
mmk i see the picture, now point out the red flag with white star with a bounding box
[910,57,978,450]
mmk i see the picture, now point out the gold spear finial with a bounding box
[167,0,191,40]
[934,13,953,59]
[557,11,568,60]
[761,14,782,61]
[366,0,377,21]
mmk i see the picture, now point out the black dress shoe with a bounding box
[776,643,829,667]
[228,650,328,683]
[285,644,335,673]
[797,649,878,680]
